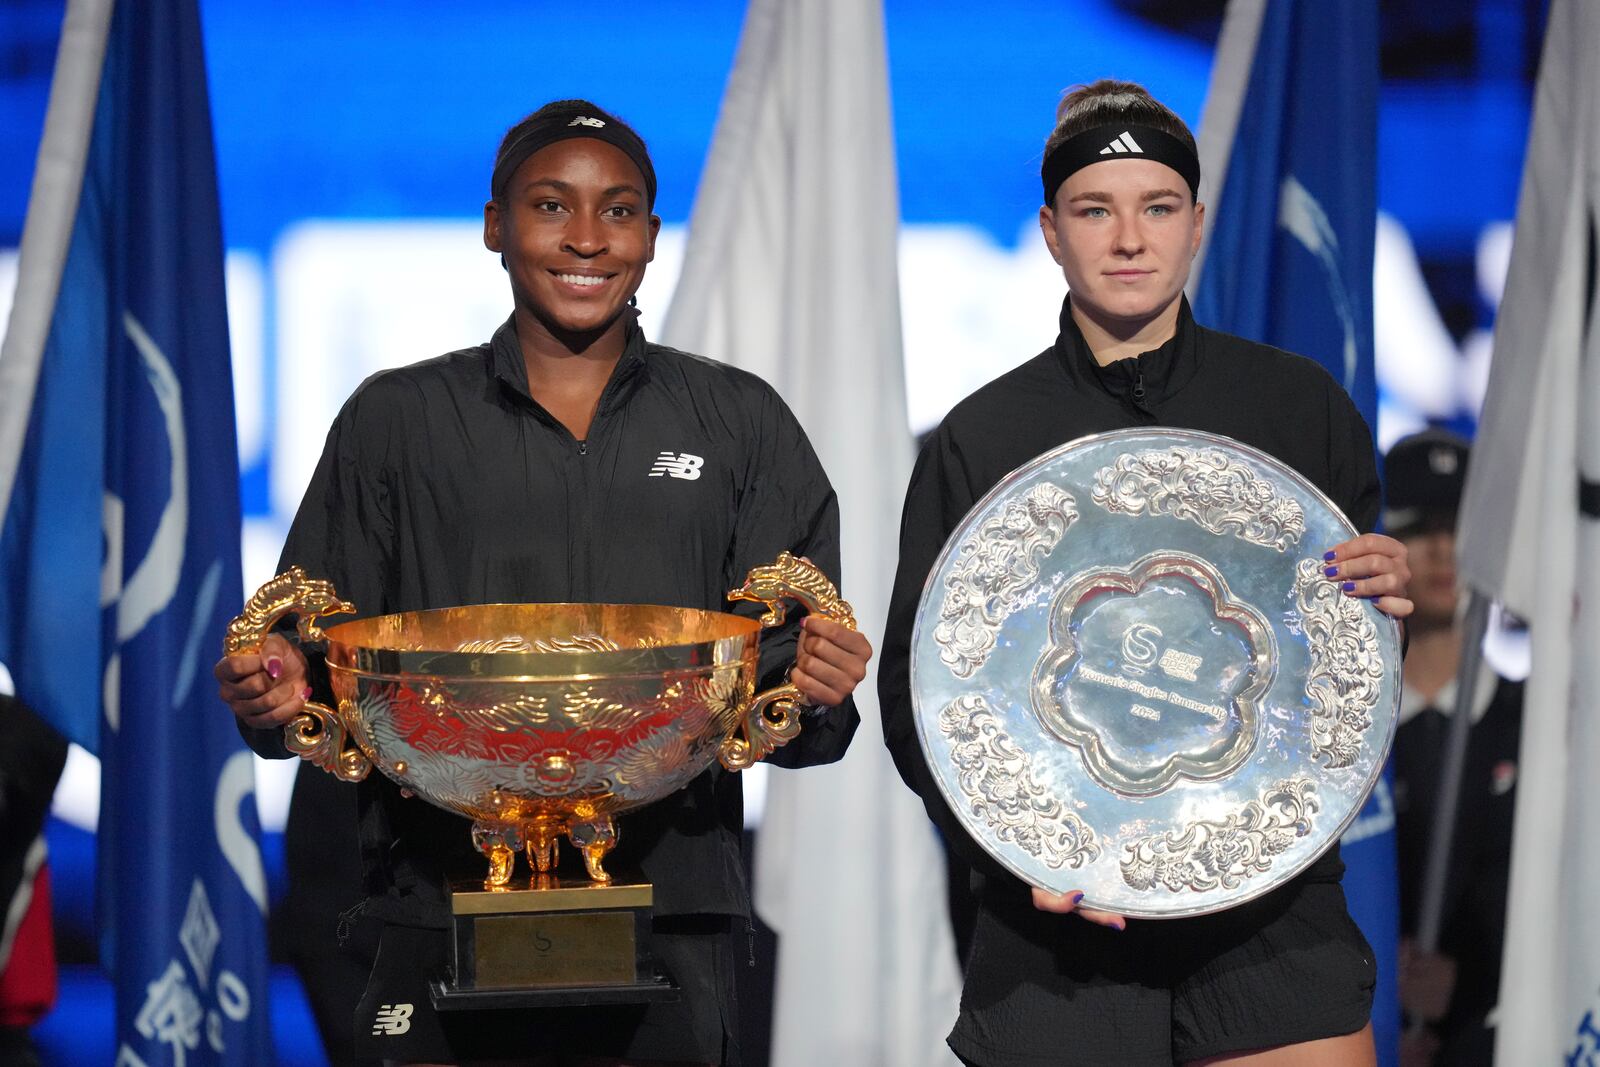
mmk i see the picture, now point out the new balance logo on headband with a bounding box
[568,116,606,128]
[1099,131,1145,155]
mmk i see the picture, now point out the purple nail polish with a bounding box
[1341,581,1356,593]
[265,657,282,679]
[301,686,313,700]
[1112,920,1126,931]
[1324,565,1338,578]
[1323,550,1336,562]
[1070,891,1085,905]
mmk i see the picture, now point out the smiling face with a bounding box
[483,138,660,341]
[1039,158,1203,337]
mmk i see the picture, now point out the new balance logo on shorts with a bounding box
[568,116,606,128]
[1099,130,1145,155]
[649,452,704,480]
[372,1003,414,1036]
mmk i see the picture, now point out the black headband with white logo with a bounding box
[492,106,658,207]
[1041,123,1201,206]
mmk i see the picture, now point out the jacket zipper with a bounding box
[573,434,593,597]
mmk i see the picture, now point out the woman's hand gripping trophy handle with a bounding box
[214,567,372,782]
[718,552,870,771]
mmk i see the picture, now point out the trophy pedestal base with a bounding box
[435,877,679,1011]
[428,972,678,1011]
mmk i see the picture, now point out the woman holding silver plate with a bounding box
[880,81,1413,1066]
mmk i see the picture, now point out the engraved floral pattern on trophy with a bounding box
[345,663,752,886]
[1091,447,1306,552]
[938,694,1099,870]
[352,673,745,814]
[613,666,751,787]
[1120,778,1319,893]
[1031,552,1277,797]
[935,483,1079,679]
[526,634,621,654]
[1293,558,1384,768]
[454,634,623,654]
[455,636,536,654]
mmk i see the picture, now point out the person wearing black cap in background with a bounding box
[212,100,873,1067]
[880,79,1414,1066]
[1385,430,1522,1067]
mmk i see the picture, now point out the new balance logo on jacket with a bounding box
[649,452,704,480]
[1099,130,1145,155]
[372,1003,413,1036]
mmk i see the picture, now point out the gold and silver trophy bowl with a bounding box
[224,552,854,893]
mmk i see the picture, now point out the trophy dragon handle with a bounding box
[223,567,370,783]
[719,552,857,771]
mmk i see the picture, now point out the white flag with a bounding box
[1454,1,1600,1061]
[659,0,962,1063]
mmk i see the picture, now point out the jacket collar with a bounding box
[489,311,651,415]
[1052,295,1202,408]
[1399,659,1500,726]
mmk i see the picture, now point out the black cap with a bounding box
[491,100,657,208]
[1382,428,1470,536]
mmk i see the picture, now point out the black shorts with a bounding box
[351,915,742,1065]
[949,878,1375,1066]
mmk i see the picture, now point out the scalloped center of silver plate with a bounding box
[1030,552,1276,797]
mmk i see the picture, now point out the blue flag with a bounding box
[1189,2,1396,1063]
[1191,0,1379,421]
[0,0,272,1062]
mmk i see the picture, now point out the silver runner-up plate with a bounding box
[911,428,1402,919]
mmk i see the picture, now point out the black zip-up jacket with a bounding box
[881,296,1380,892]
[244,314,858,926]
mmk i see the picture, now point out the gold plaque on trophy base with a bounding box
[429,878,678,1010]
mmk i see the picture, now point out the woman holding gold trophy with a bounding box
[881,81,1413,1066]
[214,100,871,1067]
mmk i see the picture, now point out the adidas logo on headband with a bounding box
[568,116,606,128]
[1042,123,1200,204]
[1099,131,1145,155]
